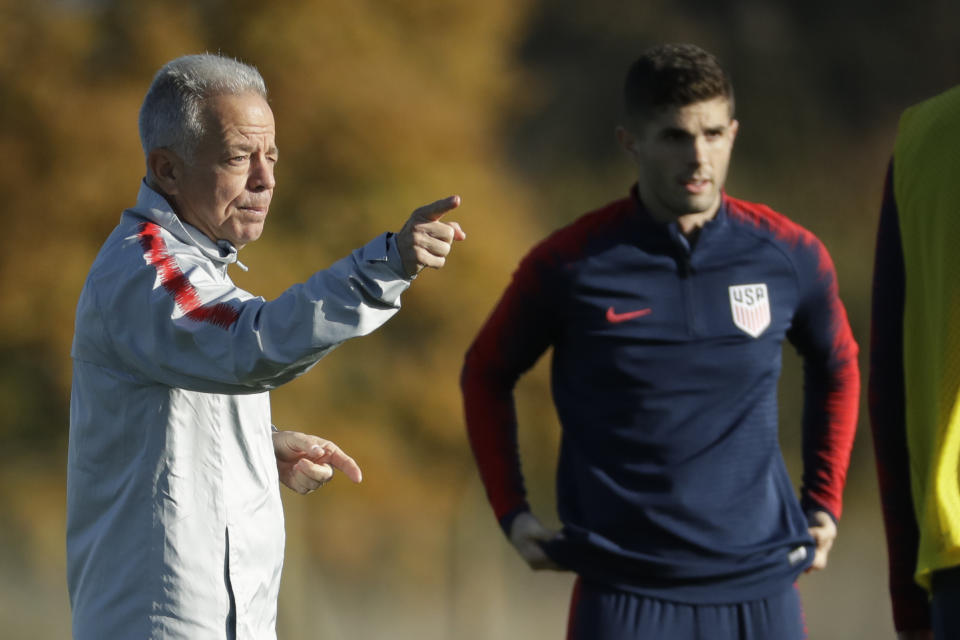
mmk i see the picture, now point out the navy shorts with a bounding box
[566,578,807,640]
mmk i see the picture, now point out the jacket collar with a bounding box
[629,183,729,227]
[132,181,246,270]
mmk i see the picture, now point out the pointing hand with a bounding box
[396,195,466,277]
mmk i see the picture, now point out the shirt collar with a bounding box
[628,183,729,235]
[132,181,246,270]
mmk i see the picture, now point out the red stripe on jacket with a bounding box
[727,197,860,522]
[138,222,240,330]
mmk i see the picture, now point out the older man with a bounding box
[67,54,464,639]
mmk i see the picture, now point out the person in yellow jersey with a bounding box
[870,84,960,640]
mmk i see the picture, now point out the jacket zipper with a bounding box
[678,252,697,337]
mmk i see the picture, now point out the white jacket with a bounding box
[67,182,411,639]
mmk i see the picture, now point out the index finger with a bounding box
[310,443,363,483]
[411,195,461,222]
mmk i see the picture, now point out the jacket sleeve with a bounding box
[785,226,860,524]
[461,244,560,534]
[868,161,930,632]
[77,229,410,394]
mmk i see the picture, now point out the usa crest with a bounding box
[728,283,770,338]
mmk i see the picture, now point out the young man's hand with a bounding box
[509,511,564,571]
[806,510,838,572]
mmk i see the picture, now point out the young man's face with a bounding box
[170,92,279,249]
[619,97,738,223]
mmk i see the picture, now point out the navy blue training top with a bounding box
[461,187,859,604]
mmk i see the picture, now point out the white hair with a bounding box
[138,53,267,175]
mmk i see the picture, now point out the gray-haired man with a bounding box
[67,53,464,639]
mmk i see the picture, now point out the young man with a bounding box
[461,43,859,639]
[67,54,464,639]
[870,85,960,640]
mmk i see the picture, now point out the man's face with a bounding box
[620,97,738,222]
[172,92,278,249]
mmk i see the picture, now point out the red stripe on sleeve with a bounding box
[461,199,633,527]
[461,254,551,522]
[137,222,240,330]
[727,197,860,522]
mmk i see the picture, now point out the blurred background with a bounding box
[1,0,958,637]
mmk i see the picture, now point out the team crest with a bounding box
[728,283,770,338]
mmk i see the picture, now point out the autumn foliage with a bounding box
[2,0,960,637]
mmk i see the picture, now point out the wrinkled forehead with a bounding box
[200,92,277,148]
[202,92,274,130]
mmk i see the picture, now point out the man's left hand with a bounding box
[806,510,837,572]
[272,429,363,494]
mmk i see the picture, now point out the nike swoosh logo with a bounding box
[606,306,652,323]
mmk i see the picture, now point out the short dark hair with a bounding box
[623,44,734,121]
